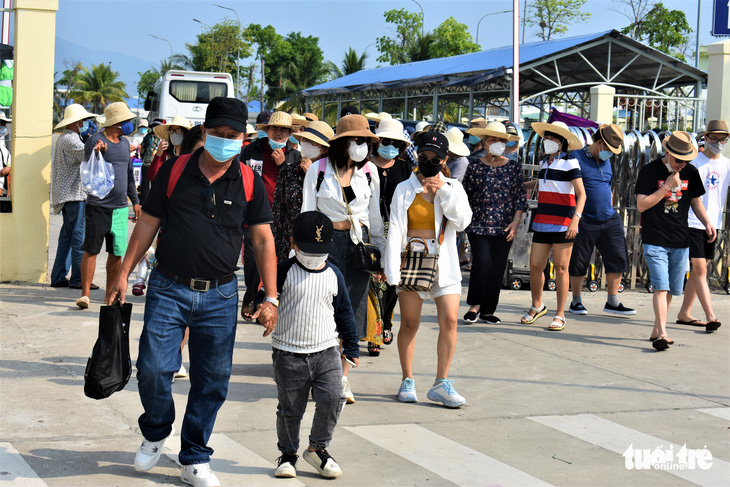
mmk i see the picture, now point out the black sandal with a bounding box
[382,329,394,345]
[368,342,381,356]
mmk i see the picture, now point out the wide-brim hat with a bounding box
[596,123,624,154]
[662,131,698,161]
[365,111,392,123]
[55,104,97,129]
[102,102,136,127]
[374,119,410,147]
[531,121,584,151]
[293,211,337,253]
[330,114,379,143]
[701,120,729,137]
[303,112,318,122]
[443,127,469,157]
[257,111,293,131]
[153,115,193,140]
[294,120,334,148]
[469,121,519,142]
[291,113,309,127]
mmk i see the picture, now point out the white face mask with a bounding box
[295,249,329,270]
[706,140,726,154]
[170,133,184,146]
[300,140,321,160]
[489,142,506,156]
[347,140,369,162]
[543,139,561,154]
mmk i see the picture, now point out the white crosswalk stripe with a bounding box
[346,423,554,487]
[0,443,49,486]
[164,433,305,486]
[696,407,730,421]
[529,412,730,487]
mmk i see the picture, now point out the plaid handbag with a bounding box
[397,217,447,292]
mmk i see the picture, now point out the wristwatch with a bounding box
[264,296,279,308]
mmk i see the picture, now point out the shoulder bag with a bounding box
[397,214,447,292]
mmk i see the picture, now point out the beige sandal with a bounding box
[521,305,547,324]
[548,316,566,331]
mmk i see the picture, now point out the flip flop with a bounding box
[521,305,547,324]
[649,337,674,345]
[675,319,705,326]
[652,338,670,351]
[706,321,722,332]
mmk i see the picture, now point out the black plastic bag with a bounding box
[84,303,133,399]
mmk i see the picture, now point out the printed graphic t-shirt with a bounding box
[635,159,705,248]
[687,151,730,231]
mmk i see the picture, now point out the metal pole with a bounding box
[148,34,173,60]
[214,4,241,99]
[512,0,520,124]
[521,0,528,44]
[476,10,511,46]
[695,0,701,68]
[411,0,424,37]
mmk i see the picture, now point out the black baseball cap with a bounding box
[293,211,337,253]
[205,97,248,133]
[256,110,273,125]
[340,105,359,117]
[417,132,449,159]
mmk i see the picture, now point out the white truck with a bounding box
[144,70,234,125]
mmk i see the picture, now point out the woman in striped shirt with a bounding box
[521,122,586,331]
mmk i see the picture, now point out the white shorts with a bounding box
[397,237,462,300]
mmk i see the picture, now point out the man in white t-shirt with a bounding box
[676,120,729,331]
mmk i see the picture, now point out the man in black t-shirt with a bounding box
[107,98,279,486]
[635,131,716,351]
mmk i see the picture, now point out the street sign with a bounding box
[713,0,730,36]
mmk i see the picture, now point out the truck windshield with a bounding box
[169,81,228,103]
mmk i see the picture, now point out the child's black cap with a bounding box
[293,211,337,253]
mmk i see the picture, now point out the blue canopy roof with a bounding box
[306,31,612,94]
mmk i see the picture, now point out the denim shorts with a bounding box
[643,244,689,296]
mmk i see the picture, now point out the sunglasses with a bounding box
[348,137,369,145]
[202,186,216,219]
[169,128,185,135]
[706,135,728,143]
[380,138,404,149]
[417,154,442,165]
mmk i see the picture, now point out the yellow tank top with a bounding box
[408,193,435,230]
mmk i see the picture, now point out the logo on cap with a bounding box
[315,225,323,242]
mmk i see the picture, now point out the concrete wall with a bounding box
[0,0,58,282]
[706,40,730,158]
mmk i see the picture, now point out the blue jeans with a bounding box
[643,244,689,296]
[273,347,344,454]
[50,201,85,286]
[136,269,238,465]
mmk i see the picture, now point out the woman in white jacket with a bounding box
[385,132,472,408]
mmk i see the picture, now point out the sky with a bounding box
[50,0,725,101]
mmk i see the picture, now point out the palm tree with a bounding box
[275,53,329,113]
[406,32,436,62]
[326,47,368,79]
[72,63,128,114]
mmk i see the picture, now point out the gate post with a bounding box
[706,40,730,158]
[589,84,615,125]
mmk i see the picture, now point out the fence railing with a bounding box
[612,94,704,133]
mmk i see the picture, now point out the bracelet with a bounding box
[513,217,521,223]
[574,212,582,219]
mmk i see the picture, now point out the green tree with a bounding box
[244,24,286,109]
[137,69,159,98]
[620,2,691,61]
[431,17,480,58]
[611,0,656,38]
[526,0,592,41]
[263,32,325,94]
[180,19,251,75]
[71,63,128,114]
[326,47,369,78]
[376,8,423,64]
[275,53,330,113]
[54,61,83,122]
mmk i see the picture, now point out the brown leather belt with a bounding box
[155,264,235,292]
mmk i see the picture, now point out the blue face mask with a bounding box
[289,134,299,145]
[598,150,613,161]
[377,145,400,160]
[121,121,135,136]
[139,127,148,135]
[506,140,517,148]
[78,120,89,133]
[257,130,267,139]
[468,135,481,146]
[81,120,95,137]
[269,139,286,150]
[205,133,242,162]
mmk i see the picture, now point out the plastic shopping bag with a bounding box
[80,149,115,199]
[84,303,132,400]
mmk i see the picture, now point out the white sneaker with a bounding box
[274,454,298,478]
[181,463,220,487]
[397,378,418,403]
[303,449,342,478]
[427,379,466,408]
[341,376,355,404]
[134,425,175,472]
[175,364,188,378]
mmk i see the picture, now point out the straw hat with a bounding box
[330,114,379,143]
[596,123,624,154]
[55,104,97,129]
[701,120,729,137]
[662,131,698,161]
[365,112,392,123]
[303,112,318,122]
[470,121,520,142]
[257,111,293,131]
[294,120,335,148]
[443,127,469,157]
[101,102,136,128]
[374,119,410,147]
[245,124,257,140]
[531,121,584,151]
[291,113,309,127]
[465,118,487,135]
[153,115,193,140]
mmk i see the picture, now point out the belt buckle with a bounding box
[190,278,210,292]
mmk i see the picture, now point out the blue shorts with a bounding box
[643,244,689,296]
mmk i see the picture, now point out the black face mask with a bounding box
[418,161,442,177]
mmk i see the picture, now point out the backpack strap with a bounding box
[315,158,327,192]
[240,161,254,202]
[362,161,372,185]
[165,154,193,198]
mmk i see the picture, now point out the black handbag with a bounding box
[84,303,133,400]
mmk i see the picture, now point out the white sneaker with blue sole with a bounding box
[397,377,418,402]
[427,379,465,408]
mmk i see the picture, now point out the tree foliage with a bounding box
[620,2,692,61]
[180,19,251,75]
[137,69,160,98]
[376,9,479,65]
[71,63,128,114]
[275,53,330,113]
[611,0,656,38]
[326,47,369,78]
[526,0,592,41]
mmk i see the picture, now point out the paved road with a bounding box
[0,213,728,486]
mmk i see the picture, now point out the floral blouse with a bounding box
[462,158,528,236]
[272,157,309,261]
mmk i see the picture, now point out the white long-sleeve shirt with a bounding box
[301,157,386,255]
[385,172,472,287]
